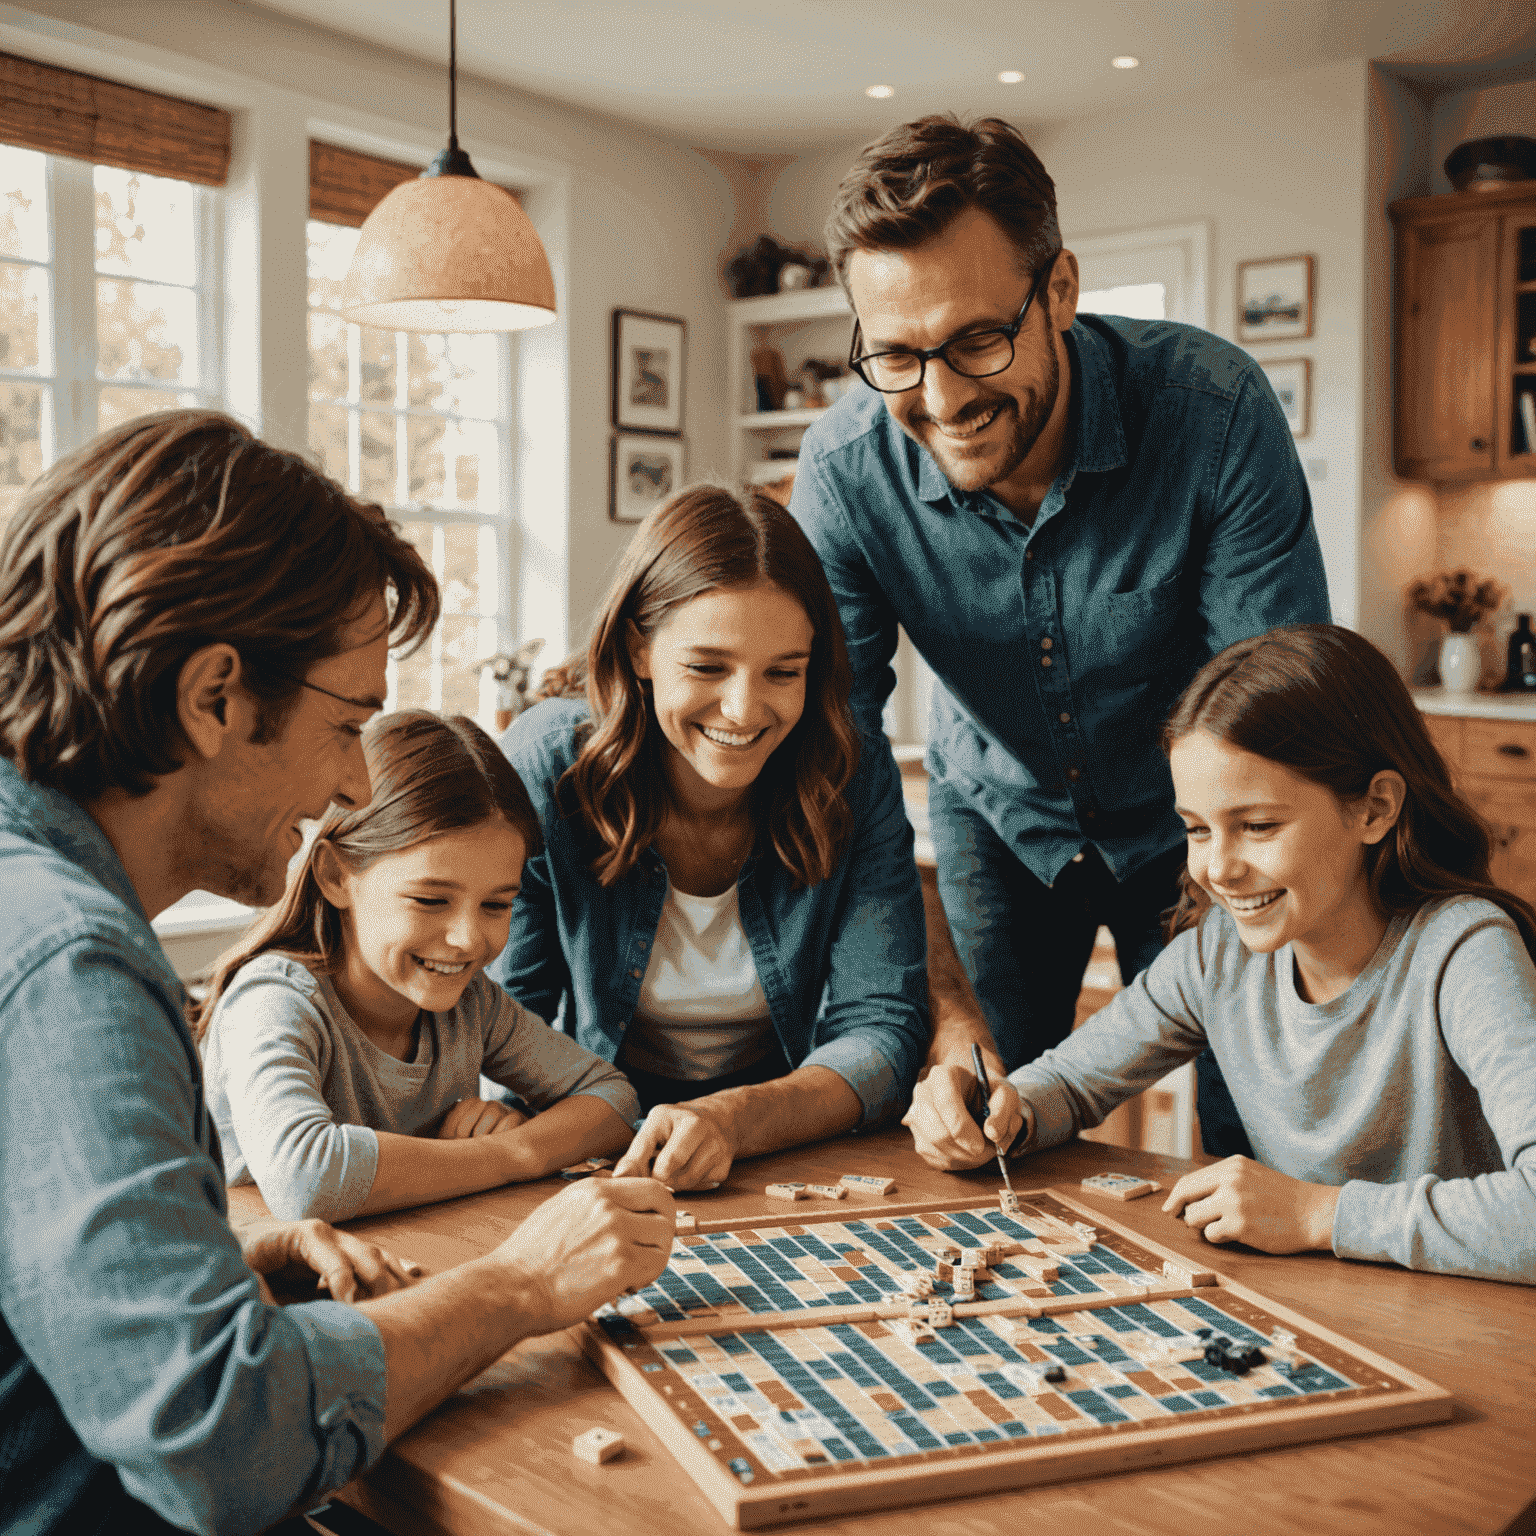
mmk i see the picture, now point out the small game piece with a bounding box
[765,1183,806,1201]
[951,1269,976,1301]
[999,1189,1021,1215]
[1072,1222,1098,1242]
[1042,1364,1067,1384]
[959,1247,989,1268]
[897,1270,933,1298]
[803,1183,848,1200]
[1081,1171,1161,1201]
[1162,1258,1217,1287]
[675,1211,697,1233]
[572,1427,625,1465]
[885,1316,935,1347]
[928,1299,954,1327]
[840,1173,896,1195]
[1015,1254,1060,1283]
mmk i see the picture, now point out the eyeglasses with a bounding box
[847,255,1059,394]
[284,675,384,712]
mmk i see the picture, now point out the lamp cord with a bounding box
[448,0,458,152]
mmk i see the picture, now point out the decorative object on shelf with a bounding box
[612,309,685,435]
[750,342,789,411]
[1519,390,1536,457]
[611,434,686,523]
[340,0,555,333]
[723,235,830,298]
[1236,254,1314,343]
[1258,357,1311,438]
[1408,568,1508,694]
[777,263,814,291]
[1444,135,1536,193]
[476,638,546,731]
[1504,614,1536,693]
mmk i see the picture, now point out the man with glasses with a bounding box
[788,114,1329,1171]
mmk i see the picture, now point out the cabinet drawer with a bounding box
[1421,713,1464,771]
[1462,718,1536,781]
[1463,778,1536,906]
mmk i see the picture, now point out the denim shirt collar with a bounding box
[0,757,150,926]
[913,320,1128,509]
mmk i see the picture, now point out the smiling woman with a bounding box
[491,484,930,1188]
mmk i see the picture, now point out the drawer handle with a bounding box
[1495,742,1530,759]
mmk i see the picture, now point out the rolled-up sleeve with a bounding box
[0,939,386,1535]
[802,741,929,1125]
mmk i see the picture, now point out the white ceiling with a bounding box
[246,0,1536,152]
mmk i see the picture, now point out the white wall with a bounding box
[1429,75,1536,195]
[2,0,738,656]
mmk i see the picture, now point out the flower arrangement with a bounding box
[1406,569,1507,634]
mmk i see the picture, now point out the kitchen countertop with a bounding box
[1413,687,1536,721]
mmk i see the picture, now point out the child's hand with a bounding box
[1162,1156,1341,1253]
[612,1102,736,1190]
[438,1097,530,1140]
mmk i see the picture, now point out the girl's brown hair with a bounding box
[559,483,859,888]
[195,710,542,1033]
[1162,624,1536,960]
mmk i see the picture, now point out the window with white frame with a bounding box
[305,217,509,721]
[0,144,220,528]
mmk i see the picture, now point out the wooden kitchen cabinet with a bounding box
[1423,708,1536,906]
[1390,183,1536,483]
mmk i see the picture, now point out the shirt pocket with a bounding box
[1090,575,1189,686]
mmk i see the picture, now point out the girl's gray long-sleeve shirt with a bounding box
[202,953,640,1221]
[1008,896,1536,1284]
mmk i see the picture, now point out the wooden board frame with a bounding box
[580,1189,1451,1530]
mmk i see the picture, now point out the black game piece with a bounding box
[1043,1365,1067,1384]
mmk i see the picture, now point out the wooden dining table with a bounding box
[233,1132,1536,1536]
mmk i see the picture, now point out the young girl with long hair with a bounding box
[983,624,1535,1283]
[198,711,640,1221]
[491,484,929,1190]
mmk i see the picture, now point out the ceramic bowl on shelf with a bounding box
[1444,135,1536,192]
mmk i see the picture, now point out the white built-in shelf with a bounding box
[731,286,851,326]
[736,408,828,431]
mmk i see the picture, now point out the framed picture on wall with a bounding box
[1259,357,1311,438]
[613,309,686,435]
[1236,254,1314,342]
[611,434,687,523]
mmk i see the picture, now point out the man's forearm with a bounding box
[922,874,1003,1068]
[360,1255,546,1441]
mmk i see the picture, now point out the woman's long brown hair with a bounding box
[554,484,859,888]
[1162,624,1536,960]
[194,711,542,1034]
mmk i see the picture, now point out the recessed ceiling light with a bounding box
[866,84,895,98]
[1111,55,1140,70]
[998,70,1024,84]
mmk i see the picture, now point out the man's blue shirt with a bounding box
[0,759,386,1535]
[488,699,929,1124]
[789,314,1331,886]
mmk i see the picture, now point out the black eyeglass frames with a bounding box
[847,255,1059,395]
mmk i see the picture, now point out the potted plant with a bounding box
[1406,569,1508,693]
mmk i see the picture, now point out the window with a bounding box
[1,54,228,531]
[306,217,509,720]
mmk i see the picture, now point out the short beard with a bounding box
[925,342,1062,495]
[174,798,285,908]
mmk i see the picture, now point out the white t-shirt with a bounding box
[622,881,774,1080]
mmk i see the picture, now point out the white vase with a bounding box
[1439,632,1481,694]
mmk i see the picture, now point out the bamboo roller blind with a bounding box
[309,141,523,227]
[0,51,230,186]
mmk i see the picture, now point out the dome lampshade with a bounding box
[340,173,556,333]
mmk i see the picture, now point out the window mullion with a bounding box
[194,182,223,410]
[48,155,98,451]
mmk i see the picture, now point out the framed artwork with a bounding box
[1236,254,1314,342]
[612,308,686,435]
[1259,357,1312,438]
[611,434,686,523]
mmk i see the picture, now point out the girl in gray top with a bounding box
[993,625,1536,1284]
[199,712,640,1222]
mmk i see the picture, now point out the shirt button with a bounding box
[631,967,642,978]
[1025,549,1034,560]
[1040,656,1052,667]
[1059,712,1071,724]
[1040,637,1053,650]
[1072,852,1085,863]
[1067,768,1081,781]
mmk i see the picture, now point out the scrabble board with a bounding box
[581,1189,1450,1529]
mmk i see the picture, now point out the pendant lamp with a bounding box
[340,0,556,332]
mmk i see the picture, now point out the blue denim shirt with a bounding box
[488,700,929,1125]
[0,759,386,1536]
[789,315,1331,886]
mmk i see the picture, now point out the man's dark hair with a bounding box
[825,113,1060,286]
[0,408,440,801]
